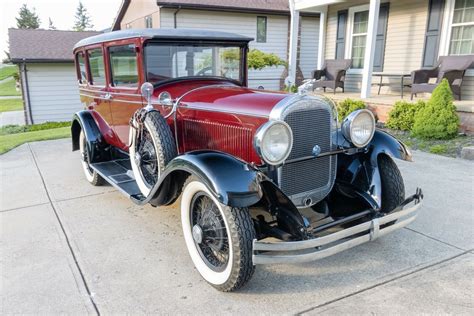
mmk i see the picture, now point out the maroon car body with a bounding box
[71,29,422,291]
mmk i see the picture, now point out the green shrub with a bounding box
[337,98,367,121]
[386,100,426,131]
[284,85,298,93]
[411,79,460,140]
[0,121,71,135]
[429,144,447,154]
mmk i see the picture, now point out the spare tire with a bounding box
[129,111,177,196]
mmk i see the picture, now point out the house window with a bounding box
[257,16,267,42]
[145,15,153,28]
[87,48,106,86]
[449,0,474,55]
[350,10,369,68]
[109,44,138,87]
[76,53,87,83]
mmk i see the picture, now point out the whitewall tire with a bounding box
[180,177,256,292]
[79,130,104,186]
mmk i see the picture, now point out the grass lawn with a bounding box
[0,78,21,96]
[0,98,23,112]
[0,127,70,154]
[0,66,18,81]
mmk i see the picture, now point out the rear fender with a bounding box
[71,111,110,163]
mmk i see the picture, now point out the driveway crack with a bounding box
[27,143,101,316]
[403,227,466,251]
[295,250,473,315]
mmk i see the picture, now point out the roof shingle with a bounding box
[8,28,101,63]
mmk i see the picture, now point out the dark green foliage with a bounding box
[16,4,40,29]
[337,99,367,121]
[73,1,94,31]
[412,79,460,139]
[386,100,426,131]
[248,49,286,70]
[0,121,71,135]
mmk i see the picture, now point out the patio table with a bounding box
[372,72,411,98]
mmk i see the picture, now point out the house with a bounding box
[287,0,474,101]
[8,29,100,124]
[111,0,322,90]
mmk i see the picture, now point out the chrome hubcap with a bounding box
[192,224,203,244]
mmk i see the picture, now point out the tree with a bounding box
[16,4,41,29]
[48,17,56,30]
[73,1,93,31]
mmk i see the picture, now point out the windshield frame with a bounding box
[143,40,248,87]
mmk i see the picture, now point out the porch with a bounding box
[316,91,474,134]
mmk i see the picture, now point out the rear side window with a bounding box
[76,52,87,83]
[87,48,106,86]
[109,44,138,87]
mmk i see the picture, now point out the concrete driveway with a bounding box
[1,139,473,314]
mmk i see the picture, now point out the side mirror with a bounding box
[140,82,154,110]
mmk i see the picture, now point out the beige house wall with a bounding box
[120,0,160,29]
[323,0,473,100]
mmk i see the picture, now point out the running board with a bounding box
[90,159,144,199]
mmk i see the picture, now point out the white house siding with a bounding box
[26,63,83,123]
[299,16,320,79]
[159,8,291,91]
[323,0,473,100]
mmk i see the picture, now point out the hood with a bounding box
[154,80,289,118]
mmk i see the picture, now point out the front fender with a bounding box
[142,151,263,208]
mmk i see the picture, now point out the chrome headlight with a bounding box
[341,109,375,147]
[254,121,293,165]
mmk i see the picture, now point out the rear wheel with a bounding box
[181,177,256,292]
[129,111,177,196]
[79,130,104,186]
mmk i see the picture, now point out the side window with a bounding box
[87,48,106,86]
[145,15,153,28]
[76,52,87,83]
[109,44,138,87]
[257,16,267,43]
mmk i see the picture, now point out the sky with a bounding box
[0,0,122,60]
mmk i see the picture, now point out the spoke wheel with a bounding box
[181,177,256,292]
[136,128,159,189]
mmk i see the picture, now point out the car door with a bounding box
[106,40,143,149]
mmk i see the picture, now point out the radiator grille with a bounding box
[183,119,253,162]
[279,99,336,207]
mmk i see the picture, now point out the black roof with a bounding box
[74,28,253,49]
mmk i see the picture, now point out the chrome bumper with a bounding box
[253,193,423,265]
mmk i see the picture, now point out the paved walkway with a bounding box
[1,139,473,314]
[0,110,24,126]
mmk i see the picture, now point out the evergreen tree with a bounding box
[73,1,94,31]
[48,17,56,30]
[16,4,41,29]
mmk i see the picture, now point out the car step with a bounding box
[89,159,143,199]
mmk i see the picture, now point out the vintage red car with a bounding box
[72,29,423,292]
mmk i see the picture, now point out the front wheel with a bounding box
[181,177,256,292]
[379,154,405,213]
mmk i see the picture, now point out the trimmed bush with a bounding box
[337,98,367,121]
[386,100,426,131]
[0,121,71,135]
[411,79,460,140]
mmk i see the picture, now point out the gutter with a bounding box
[174,6,181,28]
[19,62,34,125]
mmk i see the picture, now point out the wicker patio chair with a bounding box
[312,59,352,94]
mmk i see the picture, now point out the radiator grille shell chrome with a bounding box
[271,95,337,208]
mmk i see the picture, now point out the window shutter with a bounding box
[335,10,348,59]
[422,0,445,68]
[373,3,390,72]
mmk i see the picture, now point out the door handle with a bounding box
[101,93,112,100]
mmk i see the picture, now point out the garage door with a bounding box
[27,63,83,123]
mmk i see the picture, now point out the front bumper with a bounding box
[252,189,423,265]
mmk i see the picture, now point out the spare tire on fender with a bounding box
[129,110,177,197]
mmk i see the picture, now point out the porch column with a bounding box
[317,6,327,70]
[288,0,300,86]
[360,0,380,99]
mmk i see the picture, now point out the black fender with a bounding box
[71,111,110,163]
[134,150,308,239]
[336,129,412,210]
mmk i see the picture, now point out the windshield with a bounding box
[144,43,244,85]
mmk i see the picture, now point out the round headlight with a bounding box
[254,121,293,165]
[342,109,375,147]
